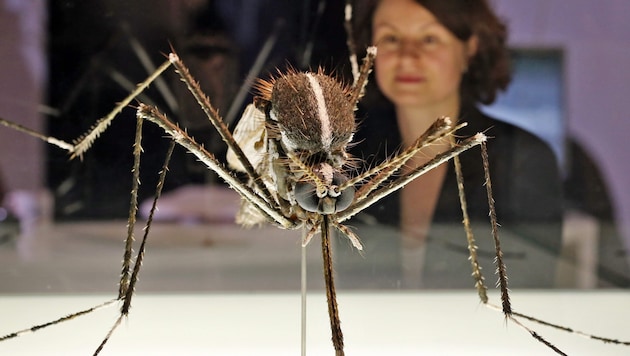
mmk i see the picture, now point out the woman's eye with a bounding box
[374,34,401,53]
[422,34,439,45]
[376,34,399,46]
[382,35,398,43]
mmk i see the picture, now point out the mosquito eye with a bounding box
[331,172,353,211]
[295,182,320,213]
[334,185,355,212]
[294,172,355,214]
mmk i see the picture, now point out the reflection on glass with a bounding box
[0,0,628,300]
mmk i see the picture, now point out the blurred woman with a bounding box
[351,0,563,286]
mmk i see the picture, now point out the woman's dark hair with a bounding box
[354,0,511,106]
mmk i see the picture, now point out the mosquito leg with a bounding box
[98,137,177,356]
[118,116,144,298]
[104,65,161,109]
[123,140,175,313]
[302,224,320,247]
[344,0,359,83]
[0,116,74,152]
[94,315,123,356]
[484,293,630,355]
[338,133,486,223]
[333,221,364,251]
[342,116,459,198]
[451,145,488,304]
[470,142,625,354]
[348,46,376,108]
[3,57,172,160]
[167,53,276,207]
[0,299,117,342]
[343,0,375,105]
[99,115,149,355]
[321,215,345,356]
[476,142,568,354]
[136,104,297,229]
[71,59,173,159]
[480,141,511,315]
[509,309,630,346]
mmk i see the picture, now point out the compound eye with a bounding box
[294,174,355,214]
[295,182,320,213]
[334,185,355,212]
[331,172,354,212]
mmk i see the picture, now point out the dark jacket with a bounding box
[350,104,563,255]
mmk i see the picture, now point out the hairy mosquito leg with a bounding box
[98,137,177,356]
[0,299,117,342]
[348,46,376,107]
[509,309,630,346]
[480,141,511,315]
[94,316,123,356]
[119,116,144,298]
[333,222,364,252]
[338,133,486,223]
[341,117,462,198]
[102,115,146,355]
[123,140,175,313]
[0,117,73,152]
[167,53,275,206]
[475,142,568,354]
[136,104,297,229]
[451,146,488,304]
[72,59,172,158]
[3,58,173,159]
[344,0,359,83]
[321,215,344,356]
[302,224,320,247]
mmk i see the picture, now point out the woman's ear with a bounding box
[466,34,479,59]
[461,35,479,73]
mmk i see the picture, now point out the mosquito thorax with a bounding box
[268,72,355,157]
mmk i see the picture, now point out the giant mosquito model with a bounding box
[1,2,628,355]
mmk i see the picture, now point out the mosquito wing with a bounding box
[226,103,275,227]
[227,103,267,173]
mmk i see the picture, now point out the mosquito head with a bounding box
[254,70,358,215]
[294,162,355,215]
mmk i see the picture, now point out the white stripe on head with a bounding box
[305,73,333,152]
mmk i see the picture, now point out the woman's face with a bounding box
[372,0,477,109]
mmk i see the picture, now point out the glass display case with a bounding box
[1,1,629,355]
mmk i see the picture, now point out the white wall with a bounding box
[492,0,630,250]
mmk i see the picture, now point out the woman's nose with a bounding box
[398,39,421,58]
